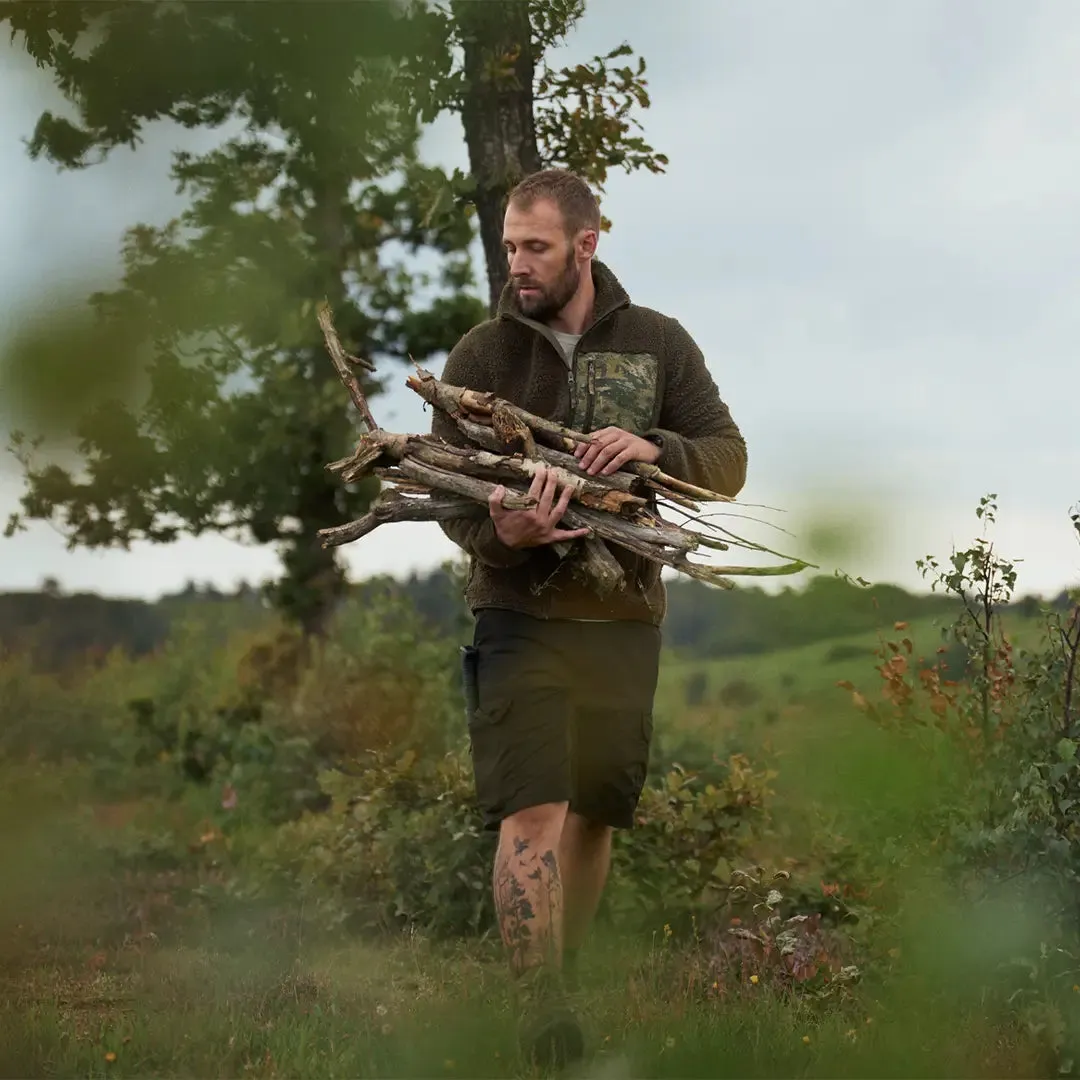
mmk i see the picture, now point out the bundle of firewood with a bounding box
[315,303,812,595]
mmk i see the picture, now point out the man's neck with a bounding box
[547,264,596,336]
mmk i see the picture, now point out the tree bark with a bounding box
[286,173,354,638]
[453,0,540,313]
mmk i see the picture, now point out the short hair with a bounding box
[507,168,601,238]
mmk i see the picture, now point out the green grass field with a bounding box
[0,611,1064,1078]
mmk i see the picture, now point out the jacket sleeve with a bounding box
[646,317,748,497]
[430,333,530,569]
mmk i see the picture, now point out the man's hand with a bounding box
[489,465,591,549]
[574,427,661,476]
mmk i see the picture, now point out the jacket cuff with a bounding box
[471,517,531,568]
[645,427,690,481]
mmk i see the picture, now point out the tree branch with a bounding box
[317,300,379,433]
[318,493,484,548]
[406,367,737,504]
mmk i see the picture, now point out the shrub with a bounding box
[603,755,775,933]
[700,866,862,999]
[717,678,761,709]
[839,496,1080,1071]
[0,647,132,761]
[246,749,776,942]
[824,642,873,664]
[247,749,494,938]
[278,592,463,763]
[683,670,708,707]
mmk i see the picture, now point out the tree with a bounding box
[411,0,670,311]
[1,0,666,634]
[1,1,484,635]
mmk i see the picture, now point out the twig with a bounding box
[318,493,485,548]
[317,300,379,433]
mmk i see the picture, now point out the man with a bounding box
[431,168,747,1067]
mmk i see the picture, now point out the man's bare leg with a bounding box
[559,812,613,981]
[493,801,569,975]
[494,801,585,1067]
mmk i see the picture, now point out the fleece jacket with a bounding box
[430,259,748,626]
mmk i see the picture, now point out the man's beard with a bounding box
[514,251,580,321]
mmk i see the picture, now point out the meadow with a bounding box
[1,510,1078,1079]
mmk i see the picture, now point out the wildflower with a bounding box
[665,1036,676,1049]
[376,1004,388,1017]
[802,1035,811,1045]
[750,974,759,985]
[381,1023,392,1036]
[1074,984,1079,993]
[846,1029,858,1042]
[663,923,672,939]
[105,1052,117,1063]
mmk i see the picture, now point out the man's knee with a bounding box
[562,812,613,847]
[500,801,570,850]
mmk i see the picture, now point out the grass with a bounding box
[0,897,1049,1079]
[0,609,1066,1079]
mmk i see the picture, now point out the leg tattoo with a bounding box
[493,836,564,976]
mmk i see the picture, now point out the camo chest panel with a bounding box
[578,351,658,434]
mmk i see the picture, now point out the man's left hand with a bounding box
[574,427,661,476]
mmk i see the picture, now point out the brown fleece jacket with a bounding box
[431,259,748,625]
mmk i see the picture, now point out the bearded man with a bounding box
[432,168,748,1068]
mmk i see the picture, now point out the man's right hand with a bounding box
[489,465,591,549]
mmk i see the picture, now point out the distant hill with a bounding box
[0,571,1071,673]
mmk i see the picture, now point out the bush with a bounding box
[278,592,463,763]
[683,670,708,707]
[824,642,873,664]
[603,755,775,933]
[717,678,761,709]
[0,647,132,761]
[839,496,1080,1072]
[245,748,776,942]
[247,749,494,938]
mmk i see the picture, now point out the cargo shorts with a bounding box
[460,608,661,831]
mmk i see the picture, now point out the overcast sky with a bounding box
[1,0,1078,600]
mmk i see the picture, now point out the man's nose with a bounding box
[509,250,532,279]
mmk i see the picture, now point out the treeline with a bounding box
[2,570,1072,672]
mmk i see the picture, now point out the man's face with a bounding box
[503,197,592,321]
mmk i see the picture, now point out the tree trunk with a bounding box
[453,0,540,313]
[284,172,354,638]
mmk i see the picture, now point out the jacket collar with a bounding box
[496,258,630,331]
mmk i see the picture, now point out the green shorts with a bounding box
[460,608,661,831]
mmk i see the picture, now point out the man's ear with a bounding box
[578,229,598,260]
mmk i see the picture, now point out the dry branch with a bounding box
[313,305,814,592]
[406,368,737,505]
[319,493,484,548]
